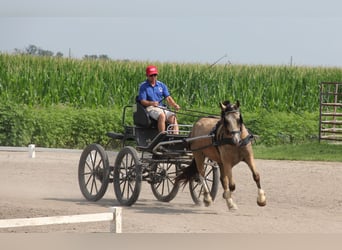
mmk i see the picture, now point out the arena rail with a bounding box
[0,207,122,233]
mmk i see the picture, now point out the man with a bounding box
[138,65,180,133]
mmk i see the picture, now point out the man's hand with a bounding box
[151,101,159,107]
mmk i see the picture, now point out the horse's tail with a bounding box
[175,159,198,187]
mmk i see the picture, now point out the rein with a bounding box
[156,106,220,119]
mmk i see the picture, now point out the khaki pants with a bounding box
[146,106,175,120]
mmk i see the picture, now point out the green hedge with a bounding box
[0,102,123,149]
[0,102,318,148]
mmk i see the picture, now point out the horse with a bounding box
[176,100,266,210]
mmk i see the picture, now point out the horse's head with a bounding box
[219,100,243,145]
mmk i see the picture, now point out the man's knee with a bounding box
[158,113,166,121]
[168,115,177,124]
[173,116,178,124]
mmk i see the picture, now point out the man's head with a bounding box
[146,65,158,84]
[146,65,158,77]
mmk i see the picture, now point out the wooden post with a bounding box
[109,207,122,233]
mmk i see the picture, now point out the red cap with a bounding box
[146,65,158,76]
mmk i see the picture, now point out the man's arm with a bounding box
[140,99,159,107]
[138,83,159,107]
[165,96,180,110]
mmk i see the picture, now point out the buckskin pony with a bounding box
[176,100,266,210]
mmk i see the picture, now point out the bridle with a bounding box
[221,107,242,137]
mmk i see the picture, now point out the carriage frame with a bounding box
[78,102,220,206]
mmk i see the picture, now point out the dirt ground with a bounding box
[0,147,341,233]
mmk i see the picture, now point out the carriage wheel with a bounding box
[150,161,180,202]
[113,146,142,206]
[189,158,219,205]
[78,144,110,201]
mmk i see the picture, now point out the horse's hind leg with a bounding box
[198,174,212,207]
[194,153,212,206]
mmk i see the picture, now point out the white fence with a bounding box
[0,207,122,233]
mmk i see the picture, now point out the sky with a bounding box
[1,0,342,67]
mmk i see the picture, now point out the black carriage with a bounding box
[78,101,220,206]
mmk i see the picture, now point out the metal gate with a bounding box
[319,82,342,142]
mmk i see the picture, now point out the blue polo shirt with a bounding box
[138,80,170,106]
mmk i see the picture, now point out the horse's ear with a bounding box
[236,100,240,108]
[220,102,226,111]
[220,100,231,110]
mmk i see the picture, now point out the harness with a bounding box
[189,120,254,152]
[209,120,254,147]
[189,103,254,152]
[211,127,254,147]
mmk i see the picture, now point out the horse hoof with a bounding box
[257,189,266,207]
[203,199,212,207]
[204,201,211,207]
[226,198,238,211]
[203,193,213,207]
[257,200,266,207]
[229,204,238,211]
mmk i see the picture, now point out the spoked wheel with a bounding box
[150,161,180,202]
[113,146,142,206]
[78,143,110,201]
[189,158,220,205]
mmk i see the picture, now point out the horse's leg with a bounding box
[220,163,238,210]
[194,153,212,206]
[244,151,266,207]
[199,174,212,207]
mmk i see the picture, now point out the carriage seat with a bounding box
[133,101,158,128]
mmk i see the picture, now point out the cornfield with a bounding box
[1,53,342,112]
